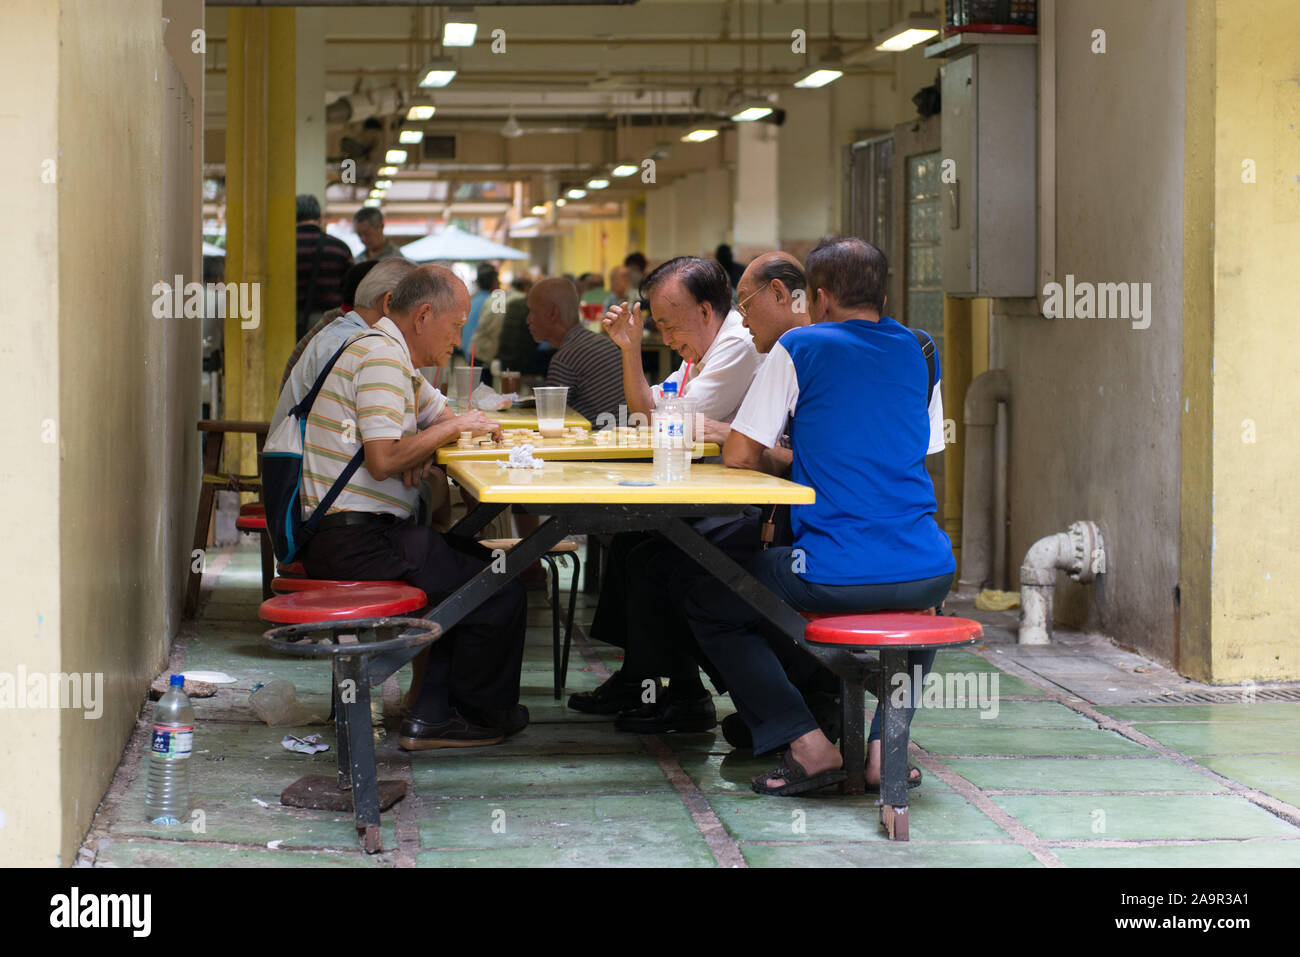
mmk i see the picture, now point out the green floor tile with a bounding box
[990,793,1300,841]
[1099,703,1300,723]
[1197,755,1300,795]
[1132,720,1300,755]
[912,726,1149,756]
[712,791,1006,843]
[674,750,954,794]
[96,839,387,867]
[416,842,714,867]
[944,756,1229,793]
[740,841,1042,868]
[911,700,1098,729]
[417,794,708,852]
[411,753,672,797]
[1054,841,1300,867]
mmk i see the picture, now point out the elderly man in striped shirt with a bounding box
[298,265,529,750]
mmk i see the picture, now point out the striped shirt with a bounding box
[301,317,447,518]
[546,324,626,426]
[296,224,354,314]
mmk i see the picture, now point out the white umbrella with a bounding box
[400,223,528,262]
[203,241,225,257]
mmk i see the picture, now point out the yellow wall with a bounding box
[0,0,203,866]
[555,217,629,280]
[1199,0,1300,680]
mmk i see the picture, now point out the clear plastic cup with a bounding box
[534,386,568,437]
[455,365,483,411]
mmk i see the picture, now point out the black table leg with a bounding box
[338,653,383,853]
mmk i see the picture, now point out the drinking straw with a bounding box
[681,360,693,396]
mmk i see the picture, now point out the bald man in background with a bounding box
[526,276,625,425]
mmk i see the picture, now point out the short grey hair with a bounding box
[353,206,384,229]
[390,266,461,317]
[354,258,416,309]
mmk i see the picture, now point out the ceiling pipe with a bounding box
[1018,521,1107,645]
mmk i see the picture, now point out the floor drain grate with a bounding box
[1129,688,1300,705]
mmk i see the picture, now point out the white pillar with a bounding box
[295,8,326,205]
[732,121,779,259]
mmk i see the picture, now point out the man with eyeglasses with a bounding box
[569,258,762,723]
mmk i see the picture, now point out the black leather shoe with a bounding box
[614,690,716,734]
[567,670,656,715]
[398,709,505,750]
[471,703,529,737]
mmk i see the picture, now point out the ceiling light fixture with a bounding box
[586,178,610,190]
[399,129,424,145]
[442,9,477,47]
[377,166,398,177]
[566,188,587,199]
[384,149,408,165]
[417,56,457,89]
[406,105,436,121]
[874,16,940,52]
[681,127,719,143]
[611,163,638,177]
[730,99,774,122]
[793,63,844,88]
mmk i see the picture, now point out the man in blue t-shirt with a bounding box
[682,236,955,797]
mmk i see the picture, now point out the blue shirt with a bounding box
[729,317,954,585]
[462,289,490,354]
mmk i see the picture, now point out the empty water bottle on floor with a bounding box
[653,382,690,481]
[146,674,194,826]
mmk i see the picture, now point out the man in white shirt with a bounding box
[571,257,762,721]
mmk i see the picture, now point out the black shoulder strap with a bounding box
[292,332,382,420]
[911,327,937,406]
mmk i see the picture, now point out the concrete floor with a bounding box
[76,542,1300,868]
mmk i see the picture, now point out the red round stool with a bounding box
[802,612,983,841]
[260,582,435,855]
[234,510,274,600]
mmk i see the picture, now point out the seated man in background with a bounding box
[603,265,630,311]
[568,257,761,723]
[271,258,415,435]
[495,277,549,381]
[682,236,952,795]
[524,277,625,425]
[298,265,528,749]
[352,206,404,262]
[281,259,379,389]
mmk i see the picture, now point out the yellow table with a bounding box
[447,460,814,505]
[436,438,721,465]
[488,405,591,430]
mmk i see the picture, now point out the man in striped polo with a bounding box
[524,277,624,425]
[299,265,529,750]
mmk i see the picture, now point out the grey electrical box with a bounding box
[929,34,1037,298]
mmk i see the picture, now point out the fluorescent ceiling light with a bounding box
[406,105,436,121]
[399,129,424,145]
[418,56,458,89]
[377,166,398,177]
[373,179,393,190]
[384,149,408,164]
[442,9,477,47]
[793,65,843,89]
[611,163,638,177]
[363,198,381,208]
[369,189,385,199]
[530,204,547,215]
[730,103,774,122]
[586,178,610,189]
[566,188,587,199]
[874,18,940,52]
[555,197,567,207]
[681,127,719,143]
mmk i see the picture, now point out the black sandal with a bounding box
[751,752,847,797]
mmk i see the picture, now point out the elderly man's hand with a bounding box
[695,414,731,445]
[602,300,645,352]
[455,409,503,442]
[401,459,435,490]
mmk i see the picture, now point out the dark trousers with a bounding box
[588,514,765,694]
[683,547,953,756]
[302,517,528,726]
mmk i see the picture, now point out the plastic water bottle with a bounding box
[146,674,194,825]
[653,382,689,481]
